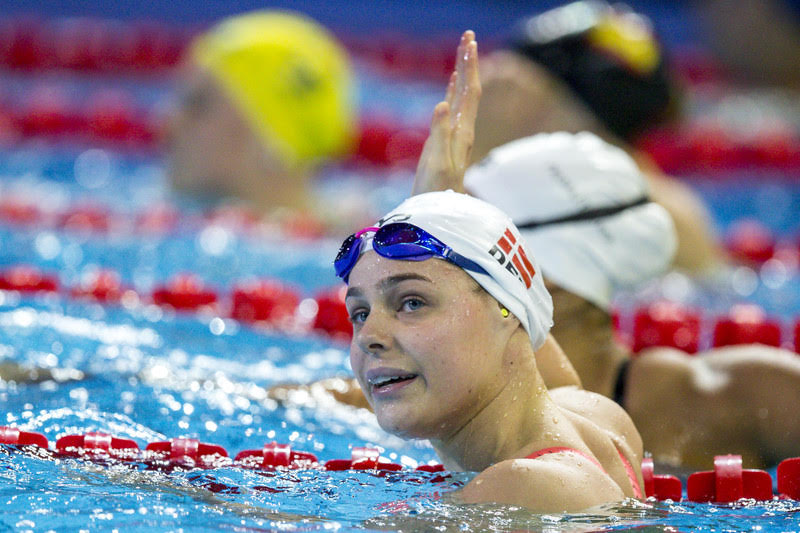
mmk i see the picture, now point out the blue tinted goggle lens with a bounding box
[334,223,487,282]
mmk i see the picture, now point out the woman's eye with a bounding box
[349,310,368,324]
[400,298,424,312]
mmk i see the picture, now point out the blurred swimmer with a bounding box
[338,188,643,511]
[473,0,725,274]
[465,132,800,470]
[166,10,356,219]
[694,0,800,90]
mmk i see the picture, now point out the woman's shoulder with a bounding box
[548,385,642,462]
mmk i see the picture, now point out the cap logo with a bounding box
[488,227,536,288]
[376,213,411,227]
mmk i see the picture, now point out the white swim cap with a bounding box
[464,132,677,310]
[376,190,554,350]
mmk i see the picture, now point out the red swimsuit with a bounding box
[525,446,643,499]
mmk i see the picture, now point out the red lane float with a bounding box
[632,301,701,354]
[712,304,783,348]
[312,286,352,341]
[56,432,139,460]
[59,205,113,233]
[230,280,300,326]
[145,438,229,469]
[687,454,773,503]
[725,220,777,265]
[0,266,59,293]
[778,457,800,500]
[641,457,682,501]
[795,320,800,355]
[235,441,318,470]
[0,426,49,448]
[151,273,219,311]
[324,446,403,472]
[70,269,133,304]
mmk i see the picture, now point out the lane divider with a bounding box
[0,265,351,341]
[3,426,799,502]
[6,264,800,350]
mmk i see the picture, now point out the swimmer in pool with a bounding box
[472,0,726,275]
[166,10,358,230]
[273,30,800,471]
[338,189,643,512]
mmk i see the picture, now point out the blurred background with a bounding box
[0,1,799,529]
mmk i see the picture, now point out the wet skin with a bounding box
[345,251,517,442]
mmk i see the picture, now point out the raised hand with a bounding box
[413,31,481,195]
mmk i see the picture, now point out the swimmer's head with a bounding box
[465,131,678,311]
[189,10,356,170]
[506,0,678,142]
[336,190,554,350]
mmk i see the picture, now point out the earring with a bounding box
[500,307,510,318]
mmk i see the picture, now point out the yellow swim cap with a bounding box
[191,11,356,169]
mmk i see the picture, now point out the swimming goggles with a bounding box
[334,222,489,282]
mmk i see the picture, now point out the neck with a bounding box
[430,333,565,472]
[550,294,629,397]
[233,143,313,215]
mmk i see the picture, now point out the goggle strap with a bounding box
[515,196,650,230]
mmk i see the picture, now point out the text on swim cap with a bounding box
[488,228,536,289]
[376,213,411,227]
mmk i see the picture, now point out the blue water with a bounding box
[0,148,799,532]
[0,33,800,532]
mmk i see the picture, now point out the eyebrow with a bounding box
[345,273,432,300]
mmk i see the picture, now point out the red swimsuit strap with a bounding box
[525,446,606,472]
[615,448,644,499]
[525,446,643,499]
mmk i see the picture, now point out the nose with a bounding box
[354,308,393,356]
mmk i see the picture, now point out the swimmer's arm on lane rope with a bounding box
[454,454,625,513]
[267,376,371,410]
[0,361,85,383]
[412,30,481,196]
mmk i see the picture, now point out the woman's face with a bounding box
[166,65,285,200]
[473,50,598,162]
[345,251,514,441]
[166,67,249,195]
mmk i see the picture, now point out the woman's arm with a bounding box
[267,377,370,410]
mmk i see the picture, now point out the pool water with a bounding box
[0,150,799,532]
[1,30,800,533]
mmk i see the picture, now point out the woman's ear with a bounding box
[495,302,522,336]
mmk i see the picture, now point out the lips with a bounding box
[366,368,418,396]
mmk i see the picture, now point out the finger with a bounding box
[452,40,481,170]
[413,101,452,195]
[450,30,474,126]
[444,71,457,106]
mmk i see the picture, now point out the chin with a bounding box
[375,408,437,441]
